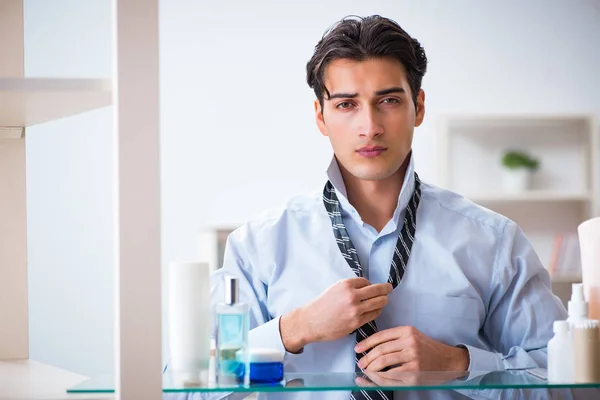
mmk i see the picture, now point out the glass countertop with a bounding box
[67,370,600,394]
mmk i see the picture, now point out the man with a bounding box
[210,14,567,399]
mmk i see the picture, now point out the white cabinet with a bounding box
[0,2,112,363]
[0,1,162,399]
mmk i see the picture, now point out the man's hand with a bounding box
[280,278,392,353]
[355,326,470,372]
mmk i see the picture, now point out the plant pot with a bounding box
[501,168,533,193]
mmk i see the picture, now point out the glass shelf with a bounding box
[67,370,600,394]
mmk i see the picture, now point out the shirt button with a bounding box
[374,238,382,246]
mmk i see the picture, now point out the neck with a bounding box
[340,156,410,233]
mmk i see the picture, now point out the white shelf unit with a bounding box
[0,76,111,377]
[1,1,162,399]
[197,224,241,273]
[438,114,599,291]
[0,78,111,127]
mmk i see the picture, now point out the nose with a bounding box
[357,105,384,139]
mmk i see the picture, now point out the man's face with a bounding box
[315,57,425,181]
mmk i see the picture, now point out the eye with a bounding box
[381,97,401,105]
[336,101,354,110]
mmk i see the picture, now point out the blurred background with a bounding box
[22,0,600,380]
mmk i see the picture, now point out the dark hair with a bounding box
[306,15,427,109]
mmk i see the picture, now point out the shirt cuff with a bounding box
[459,344,505,372]
[248,316,304,365]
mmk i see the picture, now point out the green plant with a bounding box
[501,150,540,170]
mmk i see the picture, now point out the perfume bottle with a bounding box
[215,276,249,384]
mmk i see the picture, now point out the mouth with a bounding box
[357,146,387,158]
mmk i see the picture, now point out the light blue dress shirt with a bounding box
[203,155,567,399]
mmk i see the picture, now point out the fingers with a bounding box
[380,368,421,385]
[344,277,371,289]
[361,370,409,386]
[356,282,392,301]
[359,309,383,328]
[354,376,377,387]
[358,294,388,315]
[358,339,410,371]
[355,326,415,353]
[391,361,420,373]
[364,349,413,372]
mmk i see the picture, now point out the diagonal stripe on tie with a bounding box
[323,173,422,400]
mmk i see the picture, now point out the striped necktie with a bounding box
[322,172,422,400]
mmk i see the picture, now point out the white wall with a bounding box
[159,0,600,262]
[23,0,600,376]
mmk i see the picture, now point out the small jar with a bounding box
[236,348,284,384]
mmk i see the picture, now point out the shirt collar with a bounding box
[325,154,416,226]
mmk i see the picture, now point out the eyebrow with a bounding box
[376,87,406,96]
[326,87,406,100]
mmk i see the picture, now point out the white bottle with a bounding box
[548,320,573,383]
[168,262,212,386]
[567,283,589,327]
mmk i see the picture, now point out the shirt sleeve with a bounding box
[462,219,568,371]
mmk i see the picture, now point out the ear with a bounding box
[315,100,328,137]
[414,89,425,127]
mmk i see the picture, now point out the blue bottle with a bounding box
[215,276,249,384]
